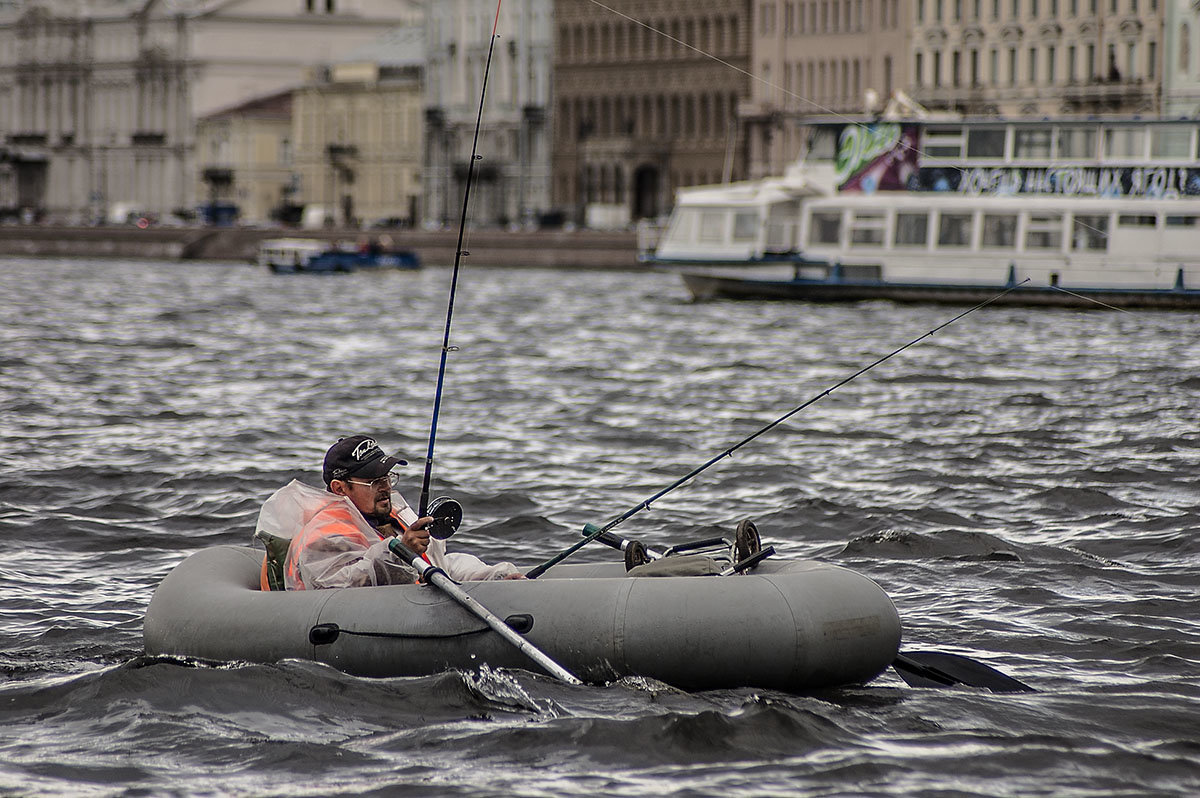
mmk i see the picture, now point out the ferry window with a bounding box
[924,126,965,158]
[850,213,886,246]
[1014,128,1052,159]
[1072,215,1109,250]
[732,211,759,241]
[1118,214,1157,227]
[1150,126,1193,159]
[698,211,725,243]
[981,214,1018,247]
[1166,215,1199,227]
[894,212,929,245]
[811,211,842,244]
[967,129,1006,158]
[808,129,838,161]
[1056,126,1097,159]
[937,213,973,246]
[1025,213,1064,249]
[1103,127,1146,159]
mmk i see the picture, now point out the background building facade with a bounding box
[552,0,752,227]
[293,28,425,228]
[1164,0,1200,114]
[909,0,1163,115]
[0,0,422,222]
[423,0,553,229]
[195,89,292,224]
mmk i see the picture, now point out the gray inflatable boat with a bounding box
[144,546,901,691]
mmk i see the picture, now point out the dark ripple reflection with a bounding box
[1,256,1198,796]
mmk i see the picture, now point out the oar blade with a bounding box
[893,651,1035,693]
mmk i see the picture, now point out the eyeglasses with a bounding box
[343,472,401,491]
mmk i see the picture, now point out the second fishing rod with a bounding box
[525,280,1030,579]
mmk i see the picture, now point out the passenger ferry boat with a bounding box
[653,117,1200,308]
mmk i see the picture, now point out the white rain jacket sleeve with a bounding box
[392,496,522,581]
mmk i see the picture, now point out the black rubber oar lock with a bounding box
[504,614,534,634]
[309,623,341,646]
[427,497,463,539]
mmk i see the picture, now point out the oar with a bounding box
[893,651,1034,693]
[387,539,581,685]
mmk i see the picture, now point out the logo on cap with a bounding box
[352,438,380,461]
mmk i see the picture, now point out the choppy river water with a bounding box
[1,256,1198,796]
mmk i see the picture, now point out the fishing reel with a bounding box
[426,496,463,540]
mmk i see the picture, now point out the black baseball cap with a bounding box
[322,435,407,486]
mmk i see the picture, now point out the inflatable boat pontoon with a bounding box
[144,546,902,691]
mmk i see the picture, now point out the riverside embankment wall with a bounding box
[0,226,643,270]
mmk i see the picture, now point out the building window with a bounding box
[1068,45,1076,82]
[990,48,999,84]
[1028,47,1037,83]
[915,52,924,86]
[934,50,943,86]
[1047,45,1056,82]
[325,0,334,12]
[1148,41,1156,79]
[1009,47,1018,85]
[1057,127,1096,158]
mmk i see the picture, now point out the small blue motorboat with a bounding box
[259,237,420,274]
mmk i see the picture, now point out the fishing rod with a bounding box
[417,0,504,519]
[525,279,1031,579]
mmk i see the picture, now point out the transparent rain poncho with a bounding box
[255,480,520,590]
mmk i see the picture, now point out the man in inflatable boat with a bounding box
[255,435,523,590]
